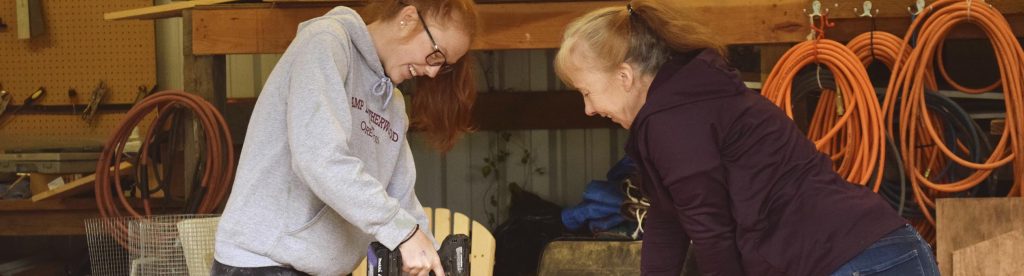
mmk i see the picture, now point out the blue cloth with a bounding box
[561,157,637,232]
[830,225,939,276]
[561,200,621,231]
[606,156,637,185]
[580,180,624,206]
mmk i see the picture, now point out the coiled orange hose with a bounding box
[886,0,1024,225]
[94,91,234,251]
[762,33,886,189]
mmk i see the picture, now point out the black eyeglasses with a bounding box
[417,11,454,75]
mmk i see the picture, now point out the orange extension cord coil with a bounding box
[761,36,887,190]
[95,91,234,219]
[886,0,1024,225]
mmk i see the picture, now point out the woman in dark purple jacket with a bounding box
[553,1,939,275]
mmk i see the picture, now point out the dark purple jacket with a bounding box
[626,49,905,276]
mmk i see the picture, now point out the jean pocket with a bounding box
[853,249,921,275]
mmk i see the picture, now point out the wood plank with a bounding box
[936,198,1024,276]
[0,198,112,211]
[190,0,812,54]
[30,162,133,202]
[453,211,470,235]
[952,230,1024,276]
[352,260,367,276]
[0,199,186,235]
[470,220,495,276]
[183,9,228,204]
[190,0,1024,54]
[433,208,452,242]
[0,210,97,236]
[104,0,238,20]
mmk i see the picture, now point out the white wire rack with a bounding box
[84,214,220,276]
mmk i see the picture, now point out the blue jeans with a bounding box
[210,260,310,276]
[830,224,939,276]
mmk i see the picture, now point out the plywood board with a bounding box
[936,198,1024,276]
[952,230,1024,276]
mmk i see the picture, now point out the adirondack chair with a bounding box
[176,207,494,276]
[353,207,496,276]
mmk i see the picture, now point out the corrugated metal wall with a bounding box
[214,48,627,229]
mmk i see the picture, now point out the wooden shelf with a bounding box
[0,198,186,236]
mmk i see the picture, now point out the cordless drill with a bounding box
[368,234,470,276]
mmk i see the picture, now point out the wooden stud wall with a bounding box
[0,0,155,150]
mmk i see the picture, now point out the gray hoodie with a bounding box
[214,7,433,275]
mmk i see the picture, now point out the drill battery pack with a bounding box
[368,234,470,276]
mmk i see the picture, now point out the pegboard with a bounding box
[0,0,156,151]
[0,112,156,151]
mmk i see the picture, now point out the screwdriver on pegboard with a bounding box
[0,86,44,128]
[13,87,46,114]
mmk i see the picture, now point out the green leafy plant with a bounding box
[479,131,546,227]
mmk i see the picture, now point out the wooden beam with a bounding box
[0,198,185,236]
[183,10,228,205]
[104,0,239,21]
[472,92,618,130]
[191,0,812,54]
[190,0,1024,54]
[192,5,338,55]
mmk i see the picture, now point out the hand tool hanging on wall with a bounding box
[0,85,10,119]
[133,85,156,104]
[13,87,46,114]
[0,86,45,129]
[82,81,108,125]
[68,88,79,114]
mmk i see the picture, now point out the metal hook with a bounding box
[908,0,926,16]
[804,0,825,40]
[804,0,823,18]
[855,1,879,17]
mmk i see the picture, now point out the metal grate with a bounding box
[84,214,219,276]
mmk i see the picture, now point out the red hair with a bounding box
[365,0,479,152]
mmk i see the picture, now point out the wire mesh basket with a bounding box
[84,214,220,276]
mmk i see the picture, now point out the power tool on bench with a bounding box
[368,234,470,276]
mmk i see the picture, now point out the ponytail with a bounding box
[555,0,725,83]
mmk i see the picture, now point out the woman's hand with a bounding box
[398,228,445,276]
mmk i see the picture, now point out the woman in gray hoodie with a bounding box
[212,1,478,275]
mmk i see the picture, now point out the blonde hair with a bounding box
[554,0,725,87]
